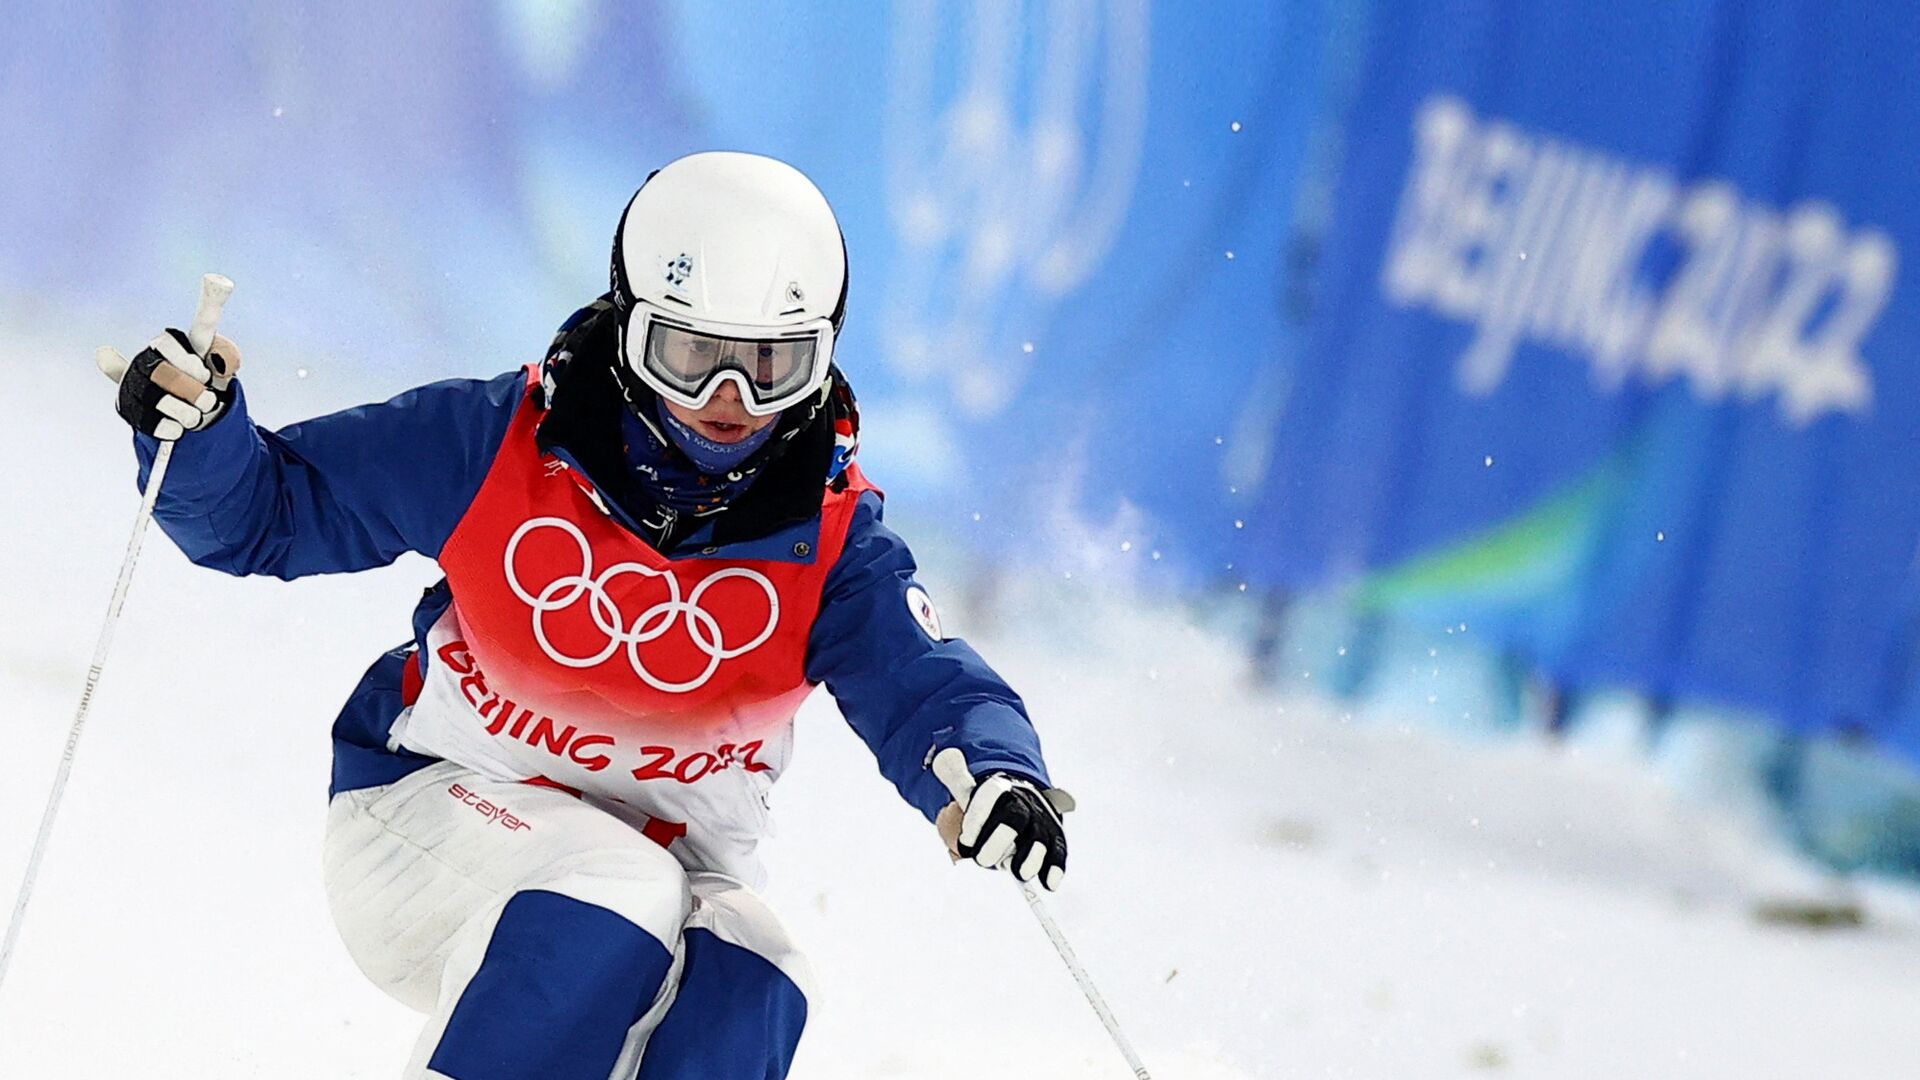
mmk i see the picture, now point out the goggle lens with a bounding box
[637,319,823,412]
[647,324,815,393]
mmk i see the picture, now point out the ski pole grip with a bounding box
[186,273,235,357]
[932,747,976,806]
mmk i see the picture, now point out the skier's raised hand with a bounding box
[96,329,242,441]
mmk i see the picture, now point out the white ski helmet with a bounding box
[610,151,849,417]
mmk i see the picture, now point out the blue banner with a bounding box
[0,1,1352,587]
[1248,1,1920,746]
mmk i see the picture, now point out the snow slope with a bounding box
[3,319,1919,1078]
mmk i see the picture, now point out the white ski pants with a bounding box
[322,761,813,1079]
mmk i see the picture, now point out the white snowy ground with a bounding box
[3,317,1920,1079]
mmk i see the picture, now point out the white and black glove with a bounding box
[96,329,242,440]
[933,748,1074,892]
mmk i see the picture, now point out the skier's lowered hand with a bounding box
[97,329,242,441]
[934,748,1073,891]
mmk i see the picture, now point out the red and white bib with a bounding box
[391,370,871,882]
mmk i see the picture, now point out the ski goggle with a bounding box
[622,304,834,417]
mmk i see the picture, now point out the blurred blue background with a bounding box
[4,0,1918,876]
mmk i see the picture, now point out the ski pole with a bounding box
[933,750,1154,1080]
[0,273,234,1001]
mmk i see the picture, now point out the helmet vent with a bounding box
[658,293,693,307]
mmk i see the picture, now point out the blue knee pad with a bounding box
[430,889,673,1080]
[635,927,809,1079]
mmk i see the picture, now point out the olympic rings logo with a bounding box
[503,517,779,694]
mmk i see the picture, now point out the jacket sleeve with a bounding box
[132,370,526,579]
[804,491,1051,822]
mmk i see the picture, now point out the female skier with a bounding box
[100,150,1068,1079]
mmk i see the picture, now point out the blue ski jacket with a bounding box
[132,368,1048,822]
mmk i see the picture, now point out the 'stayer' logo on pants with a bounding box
[448,783,533,832]
[504,517,779,693]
